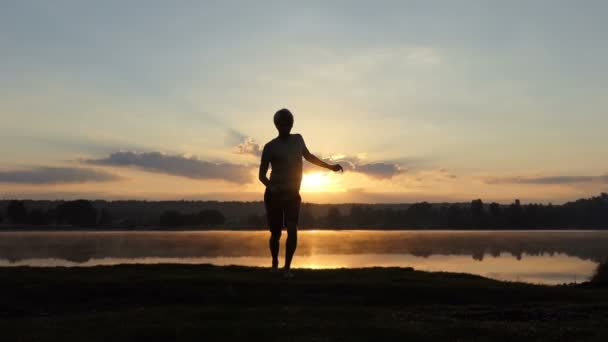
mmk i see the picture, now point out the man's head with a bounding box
[274,108,293,137]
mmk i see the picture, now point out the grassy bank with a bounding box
[1,264,608,341]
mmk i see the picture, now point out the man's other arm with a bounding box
[258,145,271,187]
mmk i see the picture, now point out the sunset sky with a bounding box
[1,1,607,203]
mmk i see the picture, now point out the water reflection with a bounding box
[0,230,606,285]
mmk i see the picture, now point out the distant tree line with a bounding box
[311,194,608,229]
[159,209,225,227]
[240,193,608,229]
[1,193,607,229]
[0,199,225,229]
[4,199,100,226]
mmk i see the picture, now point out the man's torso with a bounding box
[265,134,304,193]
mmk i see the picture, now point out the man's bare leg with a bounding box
[284,224,297,272]
[269,231,281,270]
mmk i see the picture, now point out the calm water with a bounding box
[1,230,607,285]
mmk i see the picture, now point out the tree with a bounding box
[159,210,182,226]
[471,199,484,217]
[506,199,523,227]
[470,199,484,227]
[299,205,316,228]
[7,200,28,223]
[489,202,501,217]
[326,206,342,227]
[445,204,465,228]
[247,213,266,227]
[198,209,225,226]
[405,202,433,227]
[488,202,503,228]
[28,208,49,225]
[56,200,97,226]
[98,208,113,225]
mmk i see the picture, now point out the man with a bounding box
[259,108,343,277]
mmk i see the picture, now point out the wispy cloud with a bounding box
[84,151,253,183]
[310,154,408,179]
[235,137,262,157]
[0,166,120,184]
[29,133,151,155]
[485,174,608,185]
[225,128,248,147]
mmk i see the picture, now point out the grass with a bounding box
[1,264,608,341]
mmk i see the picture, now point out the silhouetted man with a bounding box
[259,108,343,277]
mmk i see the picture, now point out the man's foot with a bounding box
[282,268,294,278]
[270,260,279,272]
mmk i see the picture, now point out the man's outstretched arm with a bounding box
[302,144,343,172]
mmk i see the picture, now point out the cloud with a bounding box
[485,174,608,185]
[235,137,262,157]
[352,163,406,179]
[313,154,407,179]
[412,168,458,183]
[439,168,457,179]
[225,128,248,147]
[84,151,253,183]
[0,166,120,184]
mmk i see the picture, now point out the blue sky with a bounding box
[1,1,607,203]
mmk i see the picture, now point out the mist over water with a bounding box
[1,230,606,284]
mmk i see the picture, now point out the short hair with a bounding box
[273,108,294,126]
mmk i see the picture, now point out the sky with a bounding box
[1,0,607,203]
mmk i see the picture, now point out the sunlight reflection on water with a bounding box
[1,230,606,285]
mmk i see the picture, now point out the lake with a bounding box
[1,230,606,285]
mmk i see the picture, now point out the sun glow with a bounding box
[301,171,342,192]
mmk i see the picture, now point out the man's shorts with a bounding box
[264,188,301,234]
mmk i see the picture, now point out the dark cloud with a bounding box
[85,151,253,183]
[235,137,262,157]
[485,175,608,185]
[0,166,120,184]
[308,154,407,179]
[353,163,406,179]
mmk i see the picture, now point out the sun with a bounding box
[301,171,339,192]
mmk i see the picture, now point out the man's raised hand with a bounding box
[331,164,344,173]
